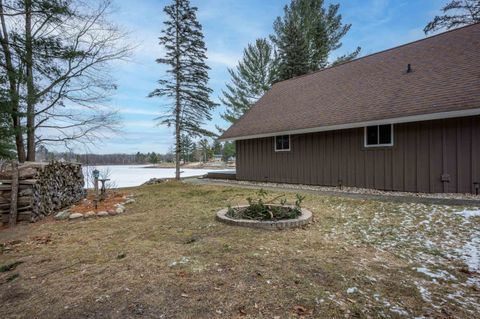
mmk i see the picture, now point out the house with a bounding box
[219,23,480,194]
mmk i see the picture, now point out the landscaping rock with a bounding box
[54,210,70,220]
[114,204,126,214]
[69,213,83,220]
[142,178,165,185]
[97,211,109,217]
[84,211,96,218]
[124,198,135,205]
[109,210,118,216]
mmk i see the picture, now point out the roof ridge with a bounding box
[273,22,480,86]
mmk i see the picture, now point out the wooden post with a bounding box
[94,176,99,209]
[9,160,19,227]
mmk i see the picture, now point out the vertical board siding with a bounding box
[236,116,480,193]
[473,116,480,194]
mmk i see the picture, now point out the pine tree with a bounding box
[0,109,15,159]
[273,15,310,81]
[272,0,360,81]
[212,140,222,155]
[198,138,210,162]
[180,134,194,163]
[149,0,216,179]
[220,38,278,125]
[424,0,480,34]
[0,75,15,159]
[148,152,159,164]
[222,141,235,162]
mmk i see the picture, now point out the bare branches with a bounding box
[0,0,133,159]
[425,0,480,34]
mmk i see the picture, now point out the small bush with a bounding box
[226,189,305,221]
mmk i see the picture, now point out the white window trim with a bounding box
[275,135,291,152]
[364,124,394,148]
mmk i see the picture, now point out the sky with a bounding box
[83,0,447,154]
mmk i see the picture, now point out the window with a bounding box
[275,135,290,151]
[364,124,393,147]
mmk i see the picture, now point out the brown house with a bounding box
[219,23,480,194]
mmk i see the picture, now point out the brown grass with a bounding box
[0,181,478,318]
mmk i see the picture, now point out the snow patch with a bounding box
[346,287,358,294]
[457,236,480,273]
[455,209,480,219]
[415,267,457,281]
[414,281,432,303]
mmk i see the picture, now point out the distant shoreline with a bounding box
[85,163,235,170]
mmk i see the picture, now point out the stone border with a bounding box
[54,196,135,221]
[216,205,312,230]
[189,178,480,207]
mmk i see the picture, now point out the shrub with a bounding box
[226,189,305,221]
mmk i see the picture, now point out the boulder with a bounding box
[69,213,83,220]
[54,210,71,220]
[84,211,96,218]
[142,178,165,185]
[97,211,109,217]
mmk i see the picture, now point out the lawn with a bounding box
[0,181,479,318]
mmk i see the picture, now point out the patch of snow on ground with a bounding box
[373,294,409,317]
[336,201,480,314]
[414,281,432,303]
[456,209,480,218]
[346,287,358,294]
[457,235,480,273]
[415,267,457,281]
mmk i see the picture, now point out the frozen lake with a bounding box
[82,165,228,188]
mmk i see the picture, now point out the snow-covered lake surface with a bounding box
[82,165,230,188]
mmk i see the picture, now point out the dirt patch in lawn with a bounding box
[68,192,128,214]
[0,182,479,318]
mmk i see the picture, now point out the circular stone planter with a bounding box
[216,205,312,230]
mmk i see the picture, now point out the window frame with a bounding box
[364,124,394,148]
[274,135,291,152]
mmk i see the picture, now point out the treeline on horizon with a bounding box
[35,138,235,166]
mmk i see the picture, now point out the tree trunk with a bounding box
[8,161,19,226]
[25,0,36,161]
[0,0,26,162]
[174,0,181,180]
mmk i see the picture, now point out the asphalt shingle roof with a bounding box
[220,23,480,140]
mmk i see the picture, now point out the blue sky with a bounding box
[88,0,446,154]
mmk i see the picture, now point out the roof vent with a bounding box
[406,63,412,73]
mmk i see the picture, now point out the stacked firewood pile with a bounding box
[0,161,85,224]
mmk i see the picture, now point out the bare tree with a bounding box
[425,0,480,34]
[0,0,132,161]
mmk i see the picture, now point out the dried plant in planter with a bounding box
[226,189,306,221]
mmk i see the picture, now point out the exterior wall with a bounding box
[235,116,480,193]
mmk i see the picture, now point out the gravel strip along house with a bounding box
[220,23,480,194]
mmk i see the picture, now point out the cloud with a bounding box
[207,51,241,67]
[123,120,158,129]
[119,107,159,116]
